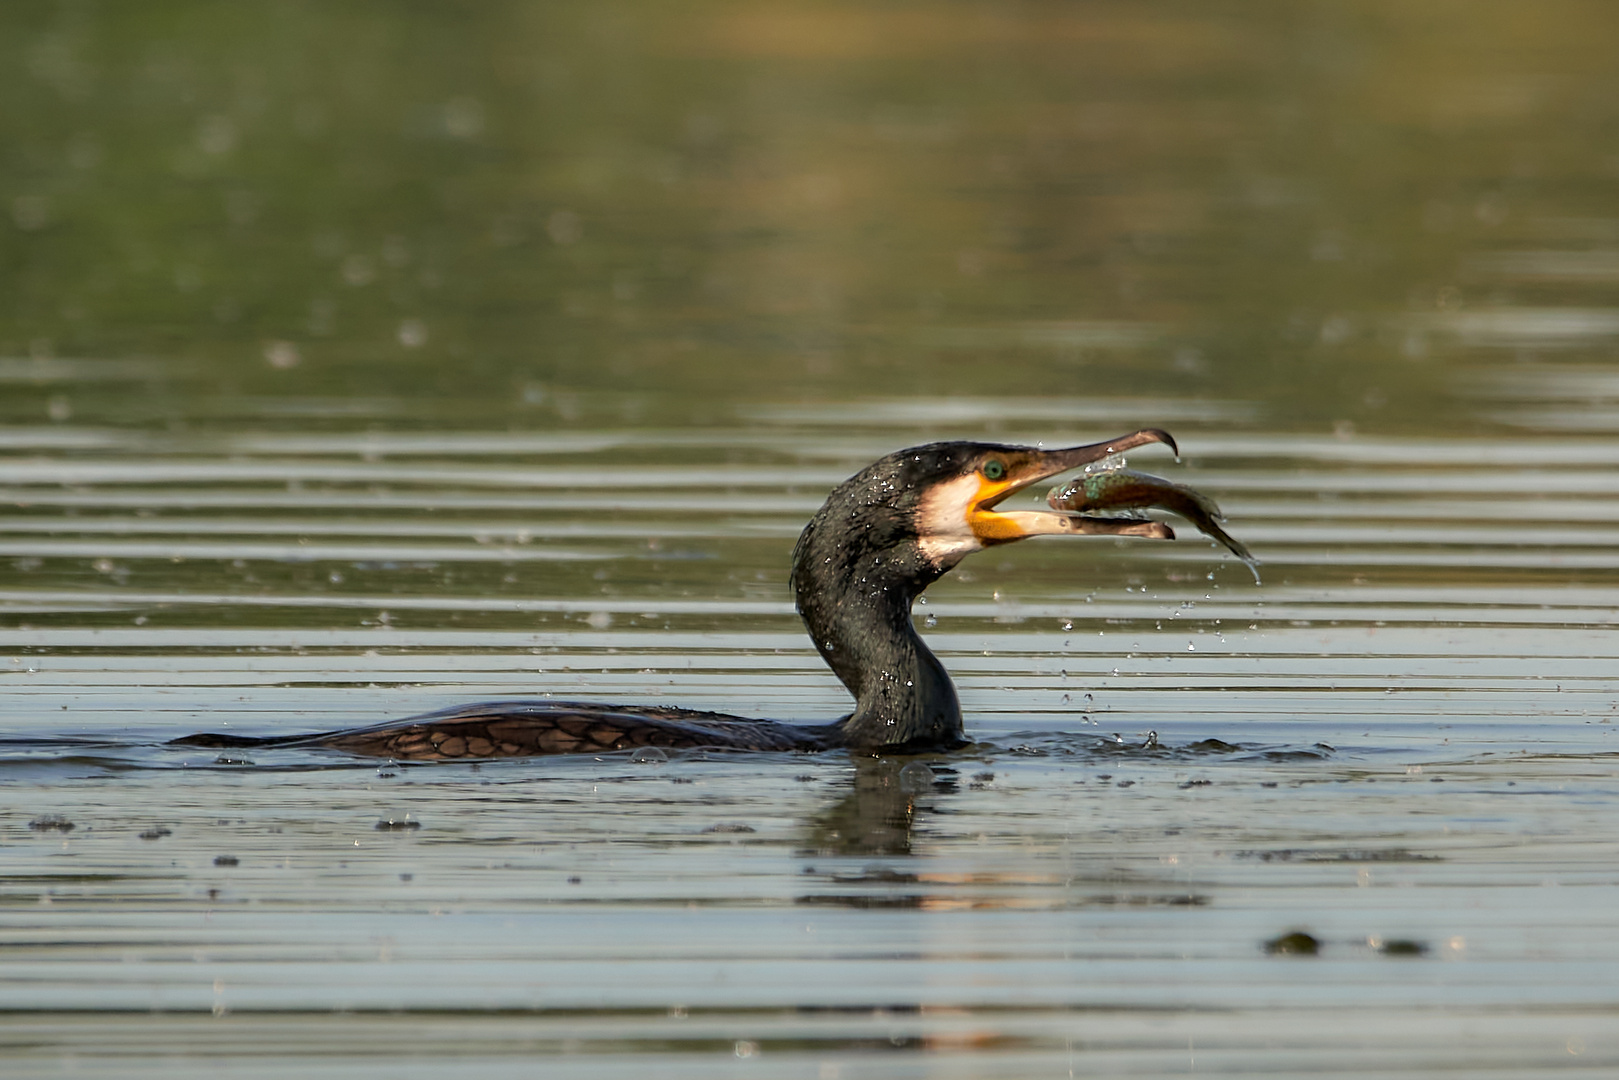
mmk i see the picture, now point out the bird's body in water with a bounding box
[175,430,1249,760]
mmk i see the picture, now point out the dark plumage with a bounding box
[173,429,1223,760]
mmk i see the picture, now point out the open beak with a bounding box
[968,428,1180,545]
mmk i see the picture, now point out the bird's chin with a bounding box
[917,534,982,571]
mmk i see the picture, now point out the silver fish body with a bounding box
[1047,468,1258,581]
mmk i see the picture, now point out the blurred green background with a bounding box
[4,0,1618,432]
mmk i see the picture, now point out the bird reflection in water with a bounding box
[802,757,955,860]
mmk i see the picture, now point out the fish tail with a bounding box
[1201,521,1262,584]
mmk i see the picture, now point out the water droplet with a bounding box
[547,209,583,245]
[398,319,427,348]
[441,96,485,139]
[631,747,668,765]
[11,195,50,231]
[924,614,937,628]
[1061,620,1073,631]
[898,761,935,793]
[342,253,376,286]
[196,115,237,156]
[263,341,300,369]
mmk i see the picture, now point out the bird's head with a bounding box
[793,428,1181,605]
[908,429,1180,569]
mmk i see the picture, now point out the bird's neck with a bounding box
[792,540,963,751]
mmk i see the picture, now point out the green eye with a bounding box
[982,460,1006,481]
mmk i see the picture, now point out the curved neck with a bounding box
[792,534,963,751]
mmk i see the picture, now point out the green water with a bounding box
[11,1,1618,430]
[5,3,1619,1076]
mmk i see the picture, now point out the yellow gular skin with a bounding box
[966,473,1027,544]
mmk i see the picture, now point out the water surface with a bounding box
[4,2,1619,1076]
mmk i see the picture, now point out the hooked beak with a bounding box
[968,428,1180,545]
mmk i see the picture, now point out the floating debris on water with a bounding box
[28,815,75,832]
[375,815,421,831]
[1237,848,1440,863]
[1265,930,1322,955]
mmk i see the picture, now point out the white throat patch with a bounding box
[914,472,984,569]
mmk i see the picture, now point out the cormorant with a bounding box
[175,429,1238,760]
